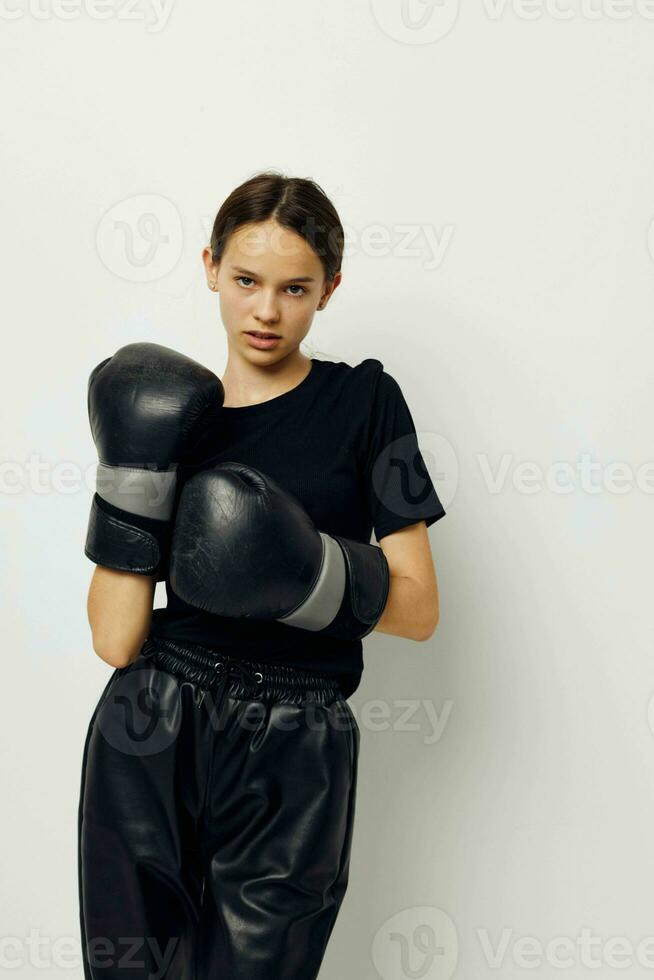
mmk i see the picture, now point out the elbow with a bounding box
[91,635,141,670]
[414,609,440,643]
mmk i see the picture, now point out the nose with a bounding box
[254,289,281,325]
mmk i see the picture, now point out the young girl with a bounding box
[78,172,445,979]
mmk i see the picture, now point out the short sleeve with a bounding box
[361,362,446,541]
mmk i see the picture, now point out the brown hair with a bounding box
[209,171,345,284]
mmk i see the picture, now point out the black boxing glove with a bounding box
[169,462,390,640]
[85,342,224,579]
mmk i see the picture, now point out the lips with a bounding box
[246,331,280,339]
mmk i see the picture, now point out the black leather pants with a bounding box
[77,636,359,980]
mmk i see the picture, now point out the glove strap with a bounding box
[327,535,390,639]
[84,494,170,578]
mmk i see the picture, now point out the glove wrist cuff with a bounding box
[322,535,390,640]
[84,494,170,579]
[278,533,390,641]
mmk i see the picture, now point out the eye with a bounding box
[235,276,306,297]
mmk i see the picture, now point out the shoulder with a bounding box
[313,358,408,432]
[314,355,397,399]
[313,354,382,376]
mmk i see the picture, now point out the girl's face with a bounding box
[203,218,340,363]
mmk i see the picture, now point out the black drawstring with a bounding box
[212,659,264,689]
[195,658,263,710]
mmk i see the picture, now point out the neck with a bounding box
[221,347,312,408]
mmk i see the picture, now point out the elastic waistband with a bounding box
[141,636,342,705]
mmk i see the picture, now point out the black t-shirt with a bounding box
[150,355,446,698]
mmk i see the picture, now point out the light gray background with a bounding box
[1,3,653,978]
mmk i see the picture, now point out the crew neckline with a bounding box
[220,358,320,416]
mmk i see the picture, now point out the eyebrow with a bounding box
[231,265,316,284]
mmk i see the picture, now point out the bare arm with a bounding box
[87,567,157,669]
[374,521,440,642]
